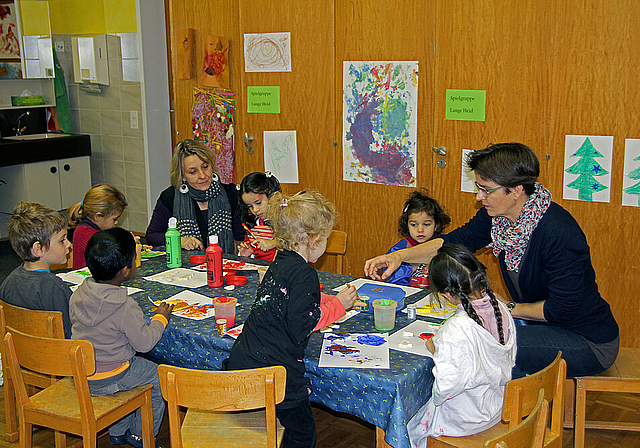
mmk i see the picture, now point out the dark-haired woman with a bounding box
[365,142,619,378]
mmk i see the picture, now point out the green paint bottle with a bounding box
[165,217,182,268]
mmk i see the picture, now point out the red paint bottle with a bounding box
[206,235,223,287]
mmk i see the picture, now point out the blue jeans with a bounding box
[512,322,605,379]
[87,356,164,438]
[276,398,316,448]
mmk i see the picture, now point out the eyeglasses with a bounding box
[474,181,503,196]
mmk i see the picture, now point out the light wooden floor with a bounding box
[0,386,639,447]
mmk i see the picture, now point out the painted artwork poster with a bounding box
[342,61,418,187]
[200,35,229,89]
[0,2,20,59]
[623,139,640,207]
[244,32,291,73]
[192,87,235,183]
[563,135,613,203]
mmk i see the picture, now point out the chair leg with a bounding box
[564,378,575,429]
[54,430,67,448]
[140,390,155,448]
[574,378,587,448]
[19,420,32,448]
[3,377,19,442]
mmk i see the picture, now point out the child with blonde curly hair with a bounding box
[224,190,361,448]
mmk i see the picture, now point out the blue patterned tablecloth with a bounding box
[127,252,436,448]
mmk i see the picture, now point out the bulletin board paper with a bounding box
[563,135,613,203]
[244,32,291,72]
[143,268,207,288]
[388,320,442,356]
[623,139,640,207]
[264,130,299,183]
[333,277,423,298]
[318,333,389,369]
[150,290,216,320]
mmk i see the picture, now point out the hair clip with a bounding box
[280,199,288,207]
[236,184,241,190]
[80,200,84,207]
[265,170,273,178]
[403,205,409,213]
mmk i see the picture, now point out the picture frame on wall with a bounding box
[0,0,21,61]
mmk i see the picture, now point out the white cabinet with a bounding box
[0,156,91,213]
[22,35,54,79]
[72,34,113,85]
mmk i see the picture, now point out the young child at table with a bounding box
[0,202,73,338]
[385,189,451,288]
[223,191,361,448]
[68,184,128,269]
[69,227,173,448]
[407,244,516,446]
[237,171,281,261]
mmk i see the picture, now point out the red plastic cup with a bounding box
[213,296,237,327]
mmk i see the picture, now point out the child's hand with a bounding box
[155,302,174,320]
[337,285,361,311]
[142,244,153,252]
[254,238,277,252]
[237,241,254,257]
[424,337,435,354]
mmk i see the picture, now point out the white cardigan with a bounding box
[407,303,516,446]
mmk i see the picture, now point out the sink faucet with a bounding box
[13,111,30,136]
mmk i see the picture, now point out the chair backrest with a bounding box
[324,230,347,274]
[502,351,566,438]
[3,327,97,421]
[0,300,65,339]
[158,364,286,448]
[484,389,548,448]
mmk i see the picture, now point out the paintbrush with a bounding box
[173,303,200,312]
[242,223,259,241]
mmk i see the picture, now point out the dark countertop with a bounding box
[0,134,91,167]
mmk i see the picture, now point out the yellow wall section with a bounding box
[24,0,136,35]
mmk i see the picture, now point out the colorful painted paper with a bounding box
[200,35,229,88]
[318,333,389,369]
[0,2,20,59]
[623,139,640,207]
[343,61,418,186]
[244,32,291,72]
[0,61,21,78]
[247,86,280,113]
[388,320,441,357]
[192,87,235,183]
[264,130,298,183]
[445,89,486,121]
[151,290,216,321]
[563,135,613,203]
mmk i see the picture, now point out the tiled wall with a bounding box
[55,32,149,233]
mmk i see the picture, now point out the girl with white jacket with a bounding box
[407,244,516,446]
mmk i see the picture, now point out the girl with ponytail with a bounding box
[407,244,517,445]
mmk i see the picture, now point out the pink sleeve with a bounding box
[314,292,347,331]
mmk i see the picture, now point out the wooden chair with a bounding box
[0,301,65,443]
[569,347,640,448]
[324,230,347,274]
[484,389,548,448]
[427,352,566,448]
[2,327,156,448]
[158,364,286,448]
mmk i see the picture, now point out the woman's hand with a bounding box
[363,252,403,280]
[181,236,203,251]
[336,285,365,311]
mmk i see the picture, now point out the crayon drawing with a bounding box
[623,139,640,207]
[244,32,291,72]
[318,333,389,369]
[342,61,418,187]
[563,135,613,203]
[263,130,298,183]
[192,87,235,183]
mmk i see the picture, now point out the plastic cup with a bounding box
[372,299,397,331]
[213,296,237,327]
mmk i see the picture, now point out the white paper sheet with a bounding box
[388,320,442,356]
[333,277,423,298]
[408,293,457,320]
[318,333,389,369]
[57,267,92,285]
[264,130,299,183]
[150,290,216,320]
[143,268,207,288]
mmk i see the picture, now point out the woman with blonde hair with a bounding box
[145,139,242,253]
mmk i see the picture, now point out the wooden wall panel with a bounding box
[335,0,435,276]
[549,1,640,347]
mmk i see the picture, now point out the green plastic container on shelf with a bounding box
[11,96,46,106]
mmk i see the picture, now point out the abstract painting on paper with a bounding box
[342,61,418,187]
[318,332,389,369]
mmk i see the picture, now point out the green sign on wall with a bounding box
[247,86,281,113]
[445,89,486,121]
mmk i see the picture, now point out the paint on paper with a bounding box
[623,139,640,207]
[342,61,418,186]
[150,290,216,321]
[563,135,613,203]
[264,130,298,183]
[244,32,291,72]
[192,87,235,183]
[318,333,389,369]
[0,2,20,59]
[200,36,229,88]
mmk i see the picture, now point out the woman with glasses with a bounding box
[364,142,619,378]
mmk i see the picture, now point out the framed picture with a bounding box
[1,1,21,60]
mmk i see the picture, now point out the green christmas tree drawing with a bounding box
[624,155,640,206]
[565,137,609,201]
